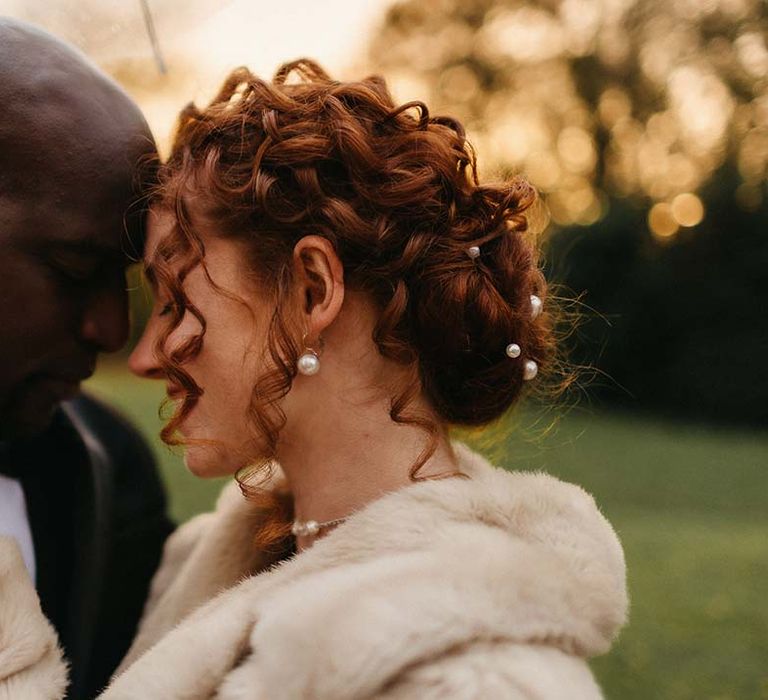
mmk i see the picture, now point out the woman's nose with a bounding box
[128,326,164,379]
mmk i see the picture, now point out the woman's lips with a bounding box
[164,387,194,436]
[166,385,184,399]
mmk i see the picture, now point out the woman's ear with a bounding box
[292,236,345,338]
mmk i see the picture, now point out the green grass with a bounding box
[84,363,768,700]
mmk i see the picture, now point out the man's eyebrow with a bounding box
[46,239,129,263]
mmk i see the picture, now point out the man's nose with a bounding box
[80,283,130,353]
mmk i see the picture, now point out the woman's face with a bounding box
[129,207,271,477]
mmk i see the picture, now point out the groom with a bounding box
[0,18,172,699]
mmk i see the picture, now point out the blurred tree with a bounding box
[369,0,768,425]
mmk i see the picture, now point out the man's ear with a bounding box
[292,236,345,339]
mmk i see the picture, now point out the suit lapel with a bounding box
[61,402,114,699]
[13,405,112,700]
[14,411,80,650]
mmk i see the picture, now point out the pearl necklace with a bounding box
[291,516,347,538]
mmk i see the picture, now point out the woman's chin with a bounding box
[182,444,240,479]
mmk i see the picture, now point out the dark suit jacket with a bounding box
[9,394,174,699]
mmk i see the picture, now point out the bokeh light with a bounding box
[671,193,705,227]
[371,0,767,233]
[648,202,680,238]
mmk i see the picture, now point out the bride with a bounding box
[103,59,626,698]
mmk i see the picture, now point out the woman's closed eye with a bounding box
[158,302,175,317]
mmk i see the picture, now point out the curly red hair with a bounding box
[149,59,556,547]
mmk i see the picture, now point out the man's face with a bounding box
[0,182,141,437]
[0,19,157,439]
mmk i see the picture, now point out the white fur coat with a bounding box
[0,537,68,700]
[99,443,628,699]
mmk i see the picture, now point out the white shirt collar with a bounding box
[0,474,36,583]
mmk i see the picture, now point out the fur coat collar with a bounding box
[0,537,68,700]
[102,443,628,699]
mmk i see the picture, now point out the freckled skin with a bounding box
[0,19,157,438]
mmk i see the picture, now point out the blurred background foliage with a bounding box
[370,0,768,425]
[2,0,766,697]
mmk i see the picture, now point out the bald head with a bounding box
[0,18,154,204]
[0,19,158,437]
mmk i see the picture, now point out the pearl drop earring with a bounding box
[297,332,323,376]
[297,349,320,376]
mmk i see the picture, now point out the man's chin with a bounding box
[0,403,58,440]
[1,384,77,439]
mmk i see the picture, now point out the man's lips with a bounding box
[29,362,96,400]
[35,375,84,400]
[52,379,81,396]
[40,358,96,384]
[45,372,91,383]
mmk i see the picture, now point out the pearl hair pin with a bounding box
[467,245,481,260]
[523,359,538,381]
[530,294,543,319]
[506,343,538,381]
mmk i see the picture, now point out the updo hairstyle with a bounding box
[151,58,555,489]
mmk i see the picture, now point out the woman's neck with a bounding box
[276,397,458,548]
[274,292,460,548]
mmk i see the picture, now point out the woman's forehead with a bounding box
[143,202,251,295]
[144,206,177,258]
